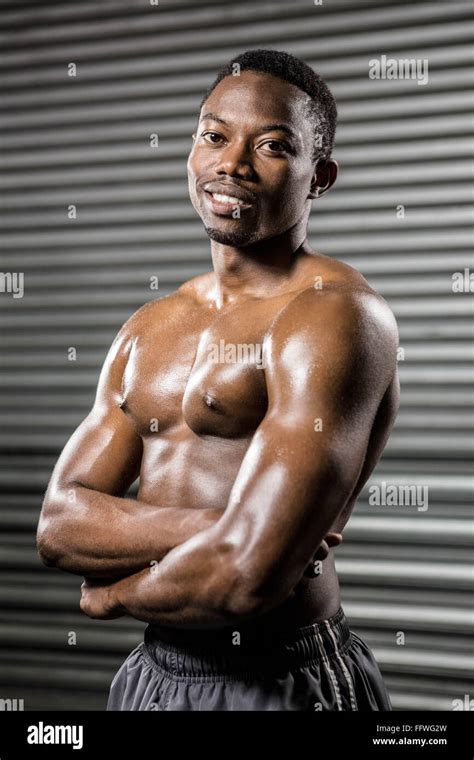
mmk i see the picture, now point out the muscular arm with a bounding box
[81,287,399,625]
[36,309,221,578]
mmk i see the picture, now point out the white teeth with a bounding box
[212,192,246,205]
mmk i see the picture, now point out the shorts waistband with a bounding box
[143,607,351,678]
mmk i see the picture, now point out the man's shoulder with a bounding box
[270,256,398,358]
[299,251,376,296]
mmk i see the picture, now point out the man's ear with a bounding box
[308,158,338,199]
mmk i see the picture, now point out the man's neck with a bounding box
[209,226,314,307]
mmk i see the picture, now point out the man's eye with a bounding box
[262,140,288,152]
[201,132,223,144]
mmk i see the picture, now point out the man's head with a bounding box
[187,49,338,248]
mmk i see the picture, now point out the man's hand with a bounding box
[303,531,343,578]
[80,577,125,620]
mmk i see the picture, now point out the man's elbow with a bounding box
[36,517,63,568]
[220,583,265,620]
[37,534,58,568]
[36,493,72,569]
[213,552,287,621]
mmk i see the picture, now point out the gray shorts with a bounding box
[107,607,391,711]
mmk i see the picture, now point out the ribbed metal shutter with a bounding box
[1,0,472,711]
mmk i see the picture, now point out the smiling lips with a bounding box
[203,182,256,212]
[204,190,255,216]
[211,191,250,207]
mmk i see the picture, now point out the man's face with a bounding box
[187,70,318,247]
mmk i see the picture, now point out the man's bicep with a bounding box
[213,289,398,601]
[49,404,142,497]
[47,324,142,499]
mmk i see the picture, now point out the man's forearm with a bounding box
[37,484,223,578]
[82,535,252,628]
[85,565,233,628]
[80,526,342,625]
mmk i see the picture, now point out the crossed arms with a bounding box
[37,286,398,629]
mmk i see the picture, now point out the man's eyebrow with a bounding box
[256,123,297,140]
[200,112,228,126]
[200,113,297,140]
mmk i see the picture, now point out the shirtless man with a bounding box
[37,49,399,711]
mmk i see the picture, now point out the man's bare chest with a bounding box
[119,293,293,439]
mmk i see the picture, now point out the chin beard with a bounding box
[204,225,259,247]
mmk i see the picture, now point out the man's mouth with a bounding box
[204,190,254,214]
[210,192,250,207]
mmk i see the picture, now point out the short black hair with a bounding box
[199,48,337,162]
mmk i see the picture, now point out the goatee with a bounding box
[204,226,259,247]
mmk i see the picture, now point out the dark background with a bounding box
[0,0,473,711]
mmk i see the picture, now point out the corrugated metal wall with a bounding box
[0,0,472,711]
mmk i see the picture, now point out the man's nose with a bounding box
[215,140,255,180]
